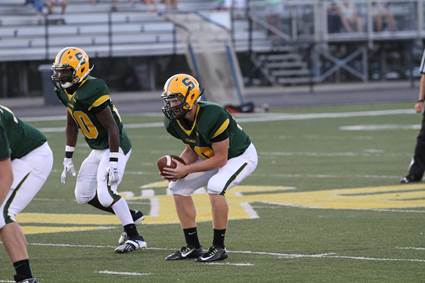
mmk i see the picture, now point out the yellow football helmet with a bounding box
[161,74,202,119]
[51,47,93,88]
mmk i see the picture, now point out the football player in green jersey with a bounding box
[0,105,54,283]
[51,47,146,253]
[160,74,258,262]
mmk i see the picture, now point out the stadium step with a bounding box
[253,48,312,86]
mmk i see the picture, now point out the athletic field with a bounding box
[1,102,424,282]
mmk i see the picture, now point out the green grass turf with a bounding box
[0,102,424,282]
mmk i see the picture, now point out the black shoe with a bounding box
[15,278,38,283]
[196,246,228,262]
[114,235,147,254]
[165,246,203,261]
[117,210,145,245]
[400,176,421,184]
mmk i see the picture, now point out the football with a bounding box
[157,155,187,179]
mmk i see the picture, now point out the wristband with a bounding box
[109,152,119,162]
[65,145,75,158]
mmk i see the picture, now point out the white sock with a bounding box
[112,198,134,226]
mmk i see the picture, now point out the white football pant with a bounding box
[169,143,258,196]
[74,148,131,207]
[0,142,53,229]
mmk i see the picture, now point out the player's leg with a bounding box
[77,150,144,243]
[96,149,146,253]
[0,174,37,282]
[165,170,216,261]
[75,150,101,204]
[8,142,53,219]
[198,144,258,262]
[402,116,425,183]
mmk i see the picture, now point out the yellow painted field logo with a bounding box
[17,182,425,235]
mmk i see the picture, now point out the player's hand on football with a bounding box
[162,160,188,180]
[61,158,76,184]
[106,161,120,187]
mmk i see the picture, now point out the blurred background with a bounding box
[0,0,423,108]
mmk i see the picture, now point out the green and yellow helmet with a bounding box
[51,47,93,88]
[161,74,202,119]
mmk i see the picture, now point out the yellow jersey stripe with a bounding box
[88,95,110,111]
[212,118,230,139]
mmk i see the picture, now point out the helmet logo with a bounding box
[182,77,195,89]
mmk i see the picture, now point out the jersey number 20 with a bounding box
[73,111,98,139]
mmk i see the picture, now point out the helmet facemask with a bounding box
[161,93,190,120]
[51,64,77,89]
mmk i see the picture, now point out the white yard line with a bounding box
[323,255,425,263]
[205,262,254,266]
[340,124,420,131]
[396,247,425,251]
[33,109,416,134]
[97,270,151,276]
[240,202,259,219]
[27,242,425,264]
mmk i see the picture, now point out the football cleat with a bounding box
[400,176,421,184]
[117,210,145,245]
[114,236,147,254]
[196,246,228,262]
[165,246,204,261]
[15,278,38,283]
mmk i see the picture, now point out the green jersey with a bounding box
[164,101,251,160]
[55,76,131,154]
[0,105,47,160]
[0,119,10,160]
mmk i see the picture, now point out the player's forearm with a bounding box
[185,155,227,174]
[65,124,78,147]
[0,159,13,204]
[65,112,78,147]
[180,146,198,164]
[107,126,120,153]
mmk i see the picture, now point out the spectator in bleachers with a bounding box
[327,1,343,33]
[372,2,396,32]
[163,0,177,11]
[25,0,44,16]
[46,0,67,14]
[338,0,363,32]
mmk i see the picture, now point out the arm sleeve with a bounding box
[0,123,11,160]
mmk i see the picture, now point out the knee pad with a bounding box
[207,176,227,195]
[97,189,114,207]
[74,186,95,205]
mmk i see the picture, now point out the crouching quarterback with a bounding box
[160,74,258,262]
[51,47,146,253]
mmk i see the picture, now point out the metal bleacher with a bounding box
[0,0,232,61]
